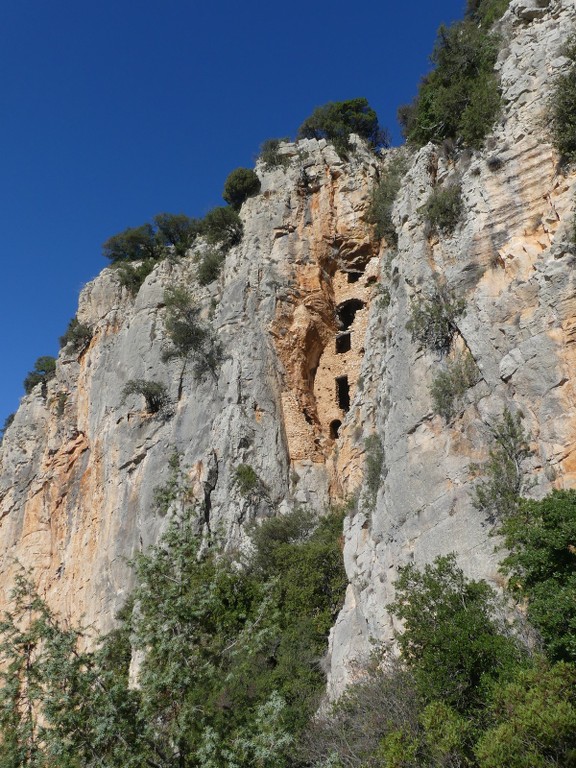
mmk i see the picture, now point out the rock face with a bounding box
[0,0,575,696]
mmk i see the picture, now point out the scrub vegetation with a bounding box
[399,0,510,148]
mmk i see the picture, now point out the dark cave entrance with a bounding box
[337,298,364,331]
[330,419,342,439]
[335,332,351,354]
[336,376,350,412]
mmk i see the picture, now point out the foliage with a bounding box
[121,379,169,415]
[430,349,479,421]
[473,408,532,522]
[499,490,576,663]
[102,223,160,263]
[153,212,203,257]
[0,573,144,768]
[162,286,222,378]
[390,554,525,713]
[196,248,226,286]
[466,0,511,26]
[550,38,576,163]
[23,357,56,396]
[407,288,465,353]
[222,168,261,210]
[400,18,502,148]
[103,214,201,265]
[114,258,156,296]
[297,98,388,157]
[363,434,384,508]
[475,660,576,767]
[259,138,291,170]
[202,206,243,249]
[301,661,422,768]
[59,317,92,352]
[422,183,463,235]
[247,509,348,735]
[0,413,15,445]
[366,153,408,246]
[233,463,260,497]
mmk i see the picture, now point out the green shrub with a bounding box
[466,0,511,25]
[422,183,463,235]
[196,248,226,286]
[430,350,479,421]
[499,489,576,662]
[114,258,156,295]
[222,168,261,210]
[233,463,260,497]
[153,212,203,257]
[366,153,408,246]
[23,356,56,395]
[259,138,291,170]
[472,408,532,522]
[399,19,502,148]
[121,379,169,415]
[102,223,160,263]
[103,214,201,264]
[202,206,243,249]
[551,39,576,163]
[162,286,222,378]
[59,317,93,352]
[475,661,576,767]
[364,434,384,508]
[297,97,388,157]
[407,288,466,353]
[390,554,525,713]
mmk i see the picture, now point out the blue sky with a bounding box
[0,0,465,429]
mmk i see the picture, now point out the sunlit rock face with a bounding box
[0,0,575,697]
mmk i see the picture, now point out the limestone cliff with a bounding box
[0,0,575,697]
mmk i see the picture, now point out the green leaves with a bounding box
[222,168,261,210]
[499,490,576,663]
[23,356,56,396]
[390,554,524,712]
[401,18,502,148]
[297,98,388,157]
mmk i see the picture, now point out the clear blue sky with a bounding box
[0,0,465,429]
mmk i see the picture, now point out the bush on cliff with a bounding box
[297,97,388,156]
[551,38,576,163]
[23,356,56,395]
[222,168,261,210]
[399,16,502,148]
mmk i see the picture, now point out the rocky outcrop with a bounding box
[0,0,575,701]
[328,0,576,694]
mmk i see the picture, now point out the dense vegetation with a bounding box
[23,356,56,396]
[0,467,347,767]
[399,0,510,148]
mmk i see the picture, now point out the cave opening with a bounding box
[337,298,365,331]
[347,271,363,284]
[336,376,350,412]
[336,332,351,354]
[330,419,342,439]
